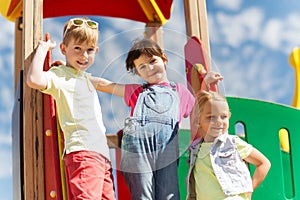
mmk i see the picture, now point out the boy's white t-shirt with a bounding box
[42,65,110,160]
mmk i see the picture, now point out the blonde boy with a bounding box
[27,18,116,199]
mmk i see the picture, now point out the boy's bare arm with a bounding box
[90,76,125,97]
[27,40,56,90]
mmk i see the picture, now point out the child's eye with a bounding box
[139,65,146,70]
[221,115,228,120]
[74,46,81,51]
[150,59,157,64]
[208,116,215,121]
[88,48,95,53]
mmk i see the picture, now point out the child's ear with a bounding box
[162,53,167,63]
[60,43,66,55]
[228,111,232,118]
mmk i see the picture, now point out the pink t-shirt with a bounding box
[124,82,195,123]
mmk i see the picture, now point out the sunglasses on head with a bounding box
[70,18,98,29]
[63,18,99,38]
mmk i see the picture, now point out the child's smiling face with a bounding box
[60,37,98,71]
[134,54,168,84]
[198,99,230,142]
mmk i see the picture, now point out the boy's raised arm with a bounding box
[26,40,56,90]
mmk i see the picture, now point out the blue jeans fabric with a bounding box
[121,83,180,200]
[122,160,179,200]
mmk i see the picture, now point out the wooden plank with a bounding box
[12,70,22,200]
[110,130,131,200]
[23,0,45,199]
[183,0,211,70]
[107,134,121,148]
[42,35,64,200]
[184,37,208,95]
[183,0,211,141]
[197,0,210,64]
[14,17,22,95]
[183,0,200,39]
[144,22,164,48]
[183,0,212,96]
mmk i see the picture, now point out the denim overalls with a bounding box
[121,82,180,200]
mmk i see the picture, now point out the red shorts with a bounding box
[64,150,116,200]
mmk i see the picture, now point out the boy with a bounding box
[26,18,116,199]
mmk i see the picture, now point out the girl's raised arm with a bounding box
[90,76,126,97]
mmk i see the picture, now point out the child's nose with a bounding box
[214,118,222,126]
[147,64,154,70]
[80,50,88,58]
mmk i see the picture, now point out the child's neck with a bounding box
[65,63,84,72]
[203,135,217,143]
[148,79,169,85]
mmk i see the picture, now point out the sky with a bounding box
[1,0,300,199]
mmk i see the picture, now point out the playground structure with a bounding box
[2,0,300,199]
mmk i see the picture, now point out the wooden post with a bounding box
[14,17,23,95]
[183,0,211,94]
[183,0,210,64]
[23,0,45,199]
[12,16,23,200]
[144,22,164,48]
[183,0,211,140]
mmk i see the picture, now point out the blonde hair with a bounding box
[62,17,99,46]
[192,91,230,125]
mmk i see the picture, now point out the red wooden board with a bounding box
[43,33,64,200]
[184,36,208,94]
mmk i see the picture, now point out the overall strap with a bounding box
[142,82,177,91]
[142,83,149,91]
[169,81,177,91]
